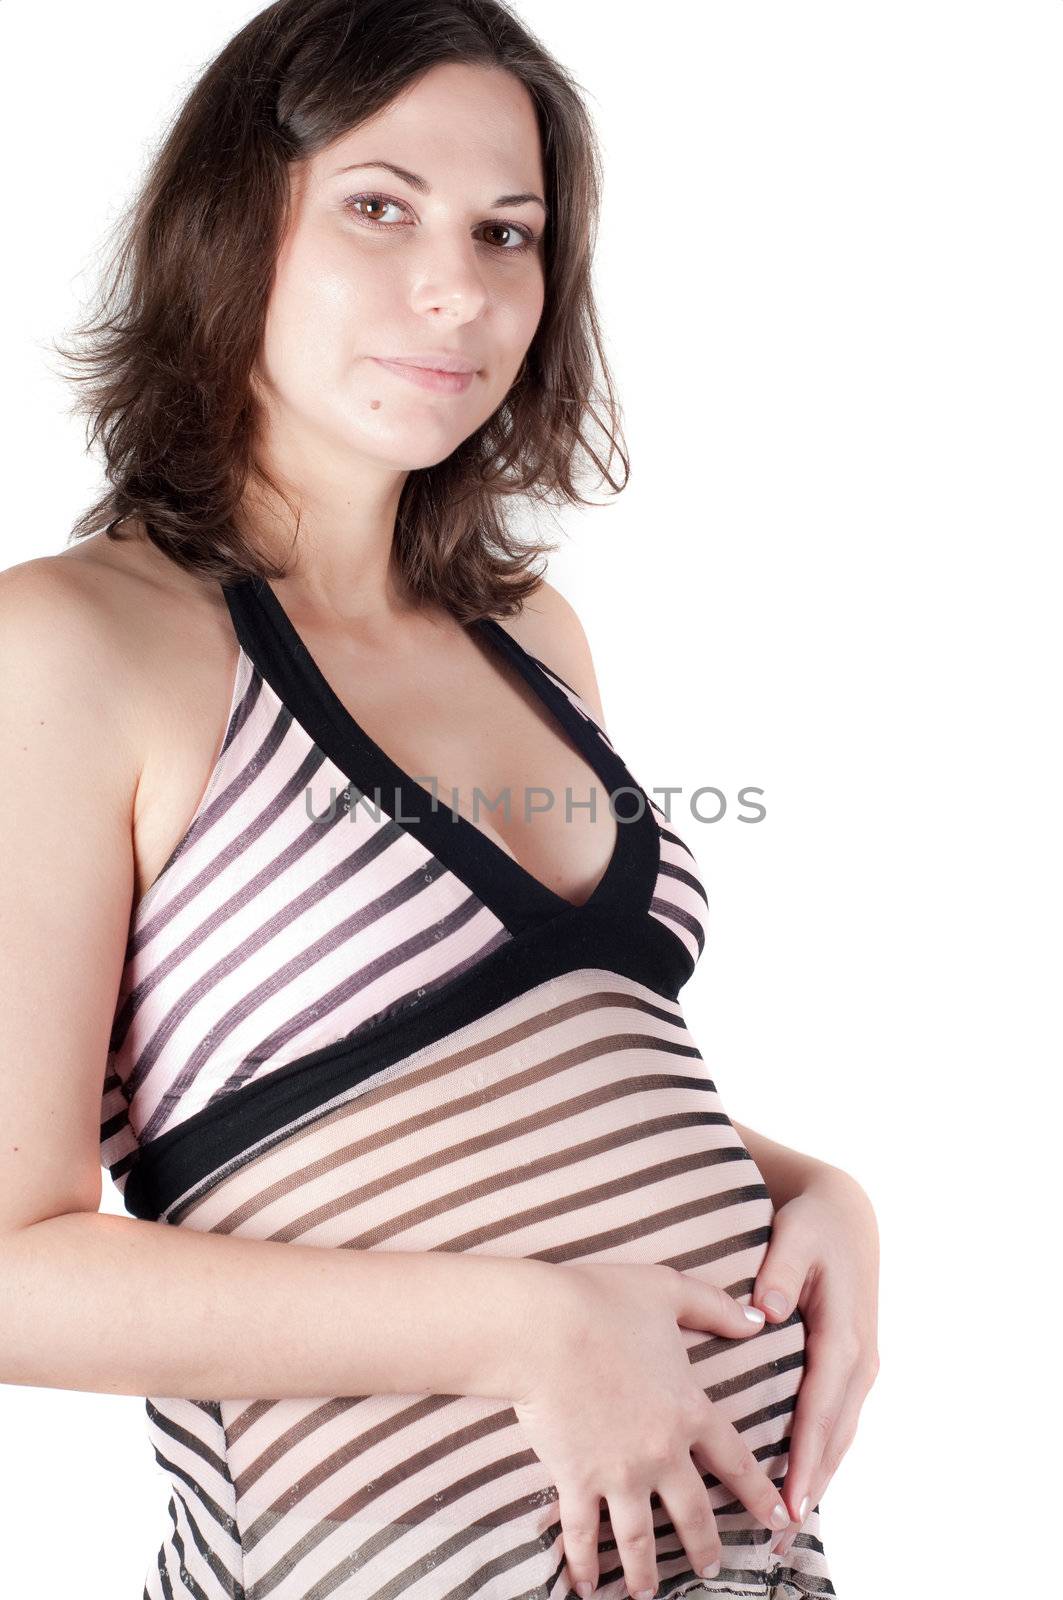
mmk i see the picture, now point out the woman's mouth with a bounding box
[369,358,477,395]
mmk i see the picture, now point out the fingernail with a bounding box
[576,1585,594,1598]
[743,1305,766,1324]
[761,1290,788,1316]
[701,1560,722,1578]
[770,1502,790,1529]
[634,1590,656,1599]
[798,1494,810,1520]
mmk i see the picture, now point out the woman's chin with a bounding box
[339,411,488,469]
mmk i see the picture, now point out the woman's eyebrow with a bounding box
[331,158,548,217]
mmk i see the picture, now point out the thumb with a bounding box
[752,1242,807,1322]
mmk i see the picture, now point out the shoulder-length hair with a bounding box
[56,0,629,620]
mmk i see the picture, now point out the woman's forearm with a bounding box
[731,1119,859,1210]
[0,1210,552,1403]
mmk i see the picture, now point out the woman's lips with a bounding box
[369,358,476,395]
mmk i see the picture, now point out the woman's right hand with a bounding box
[510,1262,792,1599]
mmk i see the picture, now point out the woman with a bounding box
[0,1,879,1596]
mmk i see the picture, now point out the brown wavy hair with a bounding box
[54,0,629,620]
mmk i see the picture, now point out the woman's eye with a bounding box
[346,195,405,225]
[480,222,534,251]
[343,193,536,252]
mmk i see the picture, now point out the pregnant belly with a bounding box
[142,969,815,1599]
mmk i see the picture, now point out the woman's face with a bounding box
[254,62,547,477]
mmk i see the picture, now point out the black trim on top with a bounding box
[122,904,695,1223]
[219,576,661,937]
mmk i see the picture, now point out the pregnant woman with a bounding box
[0,2,880,1597]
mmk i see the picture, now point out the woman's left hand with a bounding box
[750,1166,881,1557]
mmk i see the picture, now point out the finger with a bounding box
[772,1368,866,1556]
[775,1332,857,1527]
[605,1485,660,1600]
[774,1479,827,1560]
[670,1272,768,1340]
[556,1477,602,1598]
[771,1507,808,1561]
[752,1260,807,1325]
[655,1456,723,1585]
[692,1407,792,1539]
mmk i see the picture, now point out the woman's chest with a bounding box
[133,620,620,912]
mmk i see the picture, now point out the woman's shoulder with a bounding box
[495,577,606,727]
[0,540,152,746]
[5,524,223,682]
[4,524,224,657]
[0,526,234,804]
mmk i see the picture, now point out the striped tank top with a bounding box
[100,575,835,1600]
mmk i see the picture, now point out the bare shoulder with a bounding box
[48,521,230,651]
[496,579,607,728]
[0,527,235,809]
[0,550,143,786]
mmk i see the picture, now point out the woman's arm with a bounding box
[0,560,548,1405]
[0,1211,553,1403]
[730,1119,871,1211]
[514,581,881,1557]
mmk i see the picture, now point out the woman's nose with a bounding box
[406,242,490,322]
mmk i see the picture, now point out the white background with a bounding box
[2,1,1061,1595]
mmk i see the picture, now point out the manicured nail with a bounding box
[761,1290,788,1316]
[701,1560,722,1578]
[770,1502,790,1529]
[798,1494,810,1520]
[743,1305,766,1324]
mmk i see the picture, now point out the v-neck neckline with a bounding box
[220,574,661,935]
